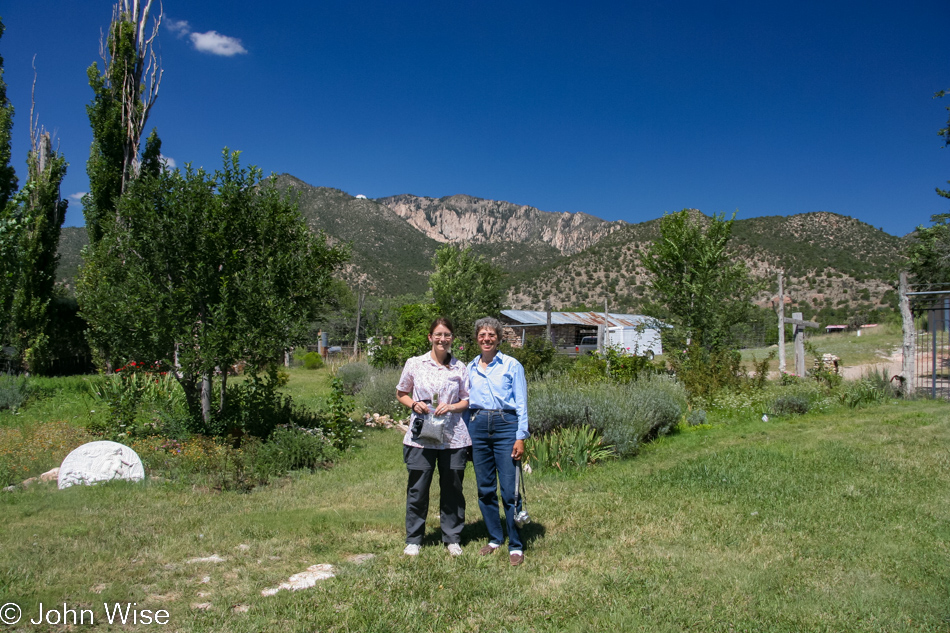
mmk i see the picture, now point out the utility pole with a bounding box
[777,272,786,373]
[545,299,552,343]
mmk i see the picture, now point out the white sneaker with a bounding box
[403,544,420,556]
[446,543,463,557]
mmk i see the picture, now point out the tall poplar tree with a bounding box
[4,132,69,373]
[83,0,161,243]
[0,19,16,211]
[0,18,69,373]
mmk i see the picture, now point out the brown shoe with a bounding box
[478,544,499,556]
[509,552,524,566]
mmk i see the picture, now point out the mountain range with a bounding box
[55,174,908,324]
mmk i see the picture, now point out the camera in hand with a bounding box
[410,399,431,436]
[514,509,530,527]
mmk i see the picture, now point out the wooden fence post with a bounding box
[899,272,916,395]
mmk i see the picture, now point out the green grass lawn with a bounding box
[740,322,903,373]
[1,387,948,631]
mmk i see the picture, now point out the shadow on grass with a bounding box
[415,518,547,549]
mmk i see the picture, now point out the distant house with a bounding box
[825,323,878,335]
[498,310,663,348]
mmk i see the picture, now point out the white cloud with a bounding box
[69,192,86,201]
[160,155,177,170]
[189,31,248,57]
[166,19,191,38]
[166,18,248,56]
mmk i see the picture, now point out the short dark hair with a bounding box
[429,317,455,336]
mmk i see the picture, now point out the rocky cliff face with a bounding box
[376,194,625,255]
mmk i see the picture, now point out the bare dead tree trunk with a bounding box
[545,299,552,342]
[101,0,163,194]
[899,272,916,395]
[353,288,365,356]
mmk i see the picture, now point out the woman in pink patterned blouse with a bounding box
[396,317,471,557]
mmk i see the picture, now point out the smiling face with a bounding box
[476,326,500,356]
[428,324,454,354]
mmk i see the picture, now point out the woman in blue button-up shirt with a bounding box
[467,316,529,566]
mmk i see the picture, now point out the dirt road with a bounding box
[840,349,903,380]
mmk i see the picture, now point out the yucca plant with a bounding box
[525,424,614,472]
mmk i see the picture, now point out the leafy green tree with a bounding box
[642,209,754,352]
[78,150,348,426]
[0,18,69,374]
[0,20,16,211]
[428,244,505,344]
[84,0,162,243]
[907,89,950,284]
[368,302,437,369]
[310,278,359,346]
[2,134,69,373]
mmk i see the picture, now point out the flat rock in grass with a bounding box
[346,554,375,564]
[20,467,61,488]
[58,441,145,489]
[261,564,336,596]
[186,555,225,564]
[39,467,59,482]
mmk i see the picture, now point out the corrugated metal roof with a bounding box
[501,310,657,327]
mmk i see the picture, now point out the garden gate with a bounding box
[907,282,950,399]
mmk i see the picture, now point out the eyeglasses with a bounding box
[431,333,454,340]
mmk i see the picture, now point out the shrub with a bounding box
[302,352,324,370]
[354,366,404,419]
[251,425,339,479]
[317,377,358,450]
[501,337,568,378]
[86,367,187,441]
[132,435,262,492]
[530,374,685,457]
[525,425,614,471]
[667,344,745,402]
[0,372,32,411]
[569,346,656,384]
[686,409,707,426]
[337,361,373,395]
[770,395,810,416]
[220,369,356,450]
[840,379,892,409]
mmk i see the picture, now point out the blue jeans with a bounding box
[468,410,523,551]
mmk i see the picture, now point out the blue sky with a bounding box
[2,1,948,236]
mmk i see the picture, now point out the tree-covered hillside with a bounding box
[275,175,439,296]
[55,177,908,328]
[506,211,905,327]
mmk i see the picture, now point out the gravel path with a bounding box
[840,349,903,380]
